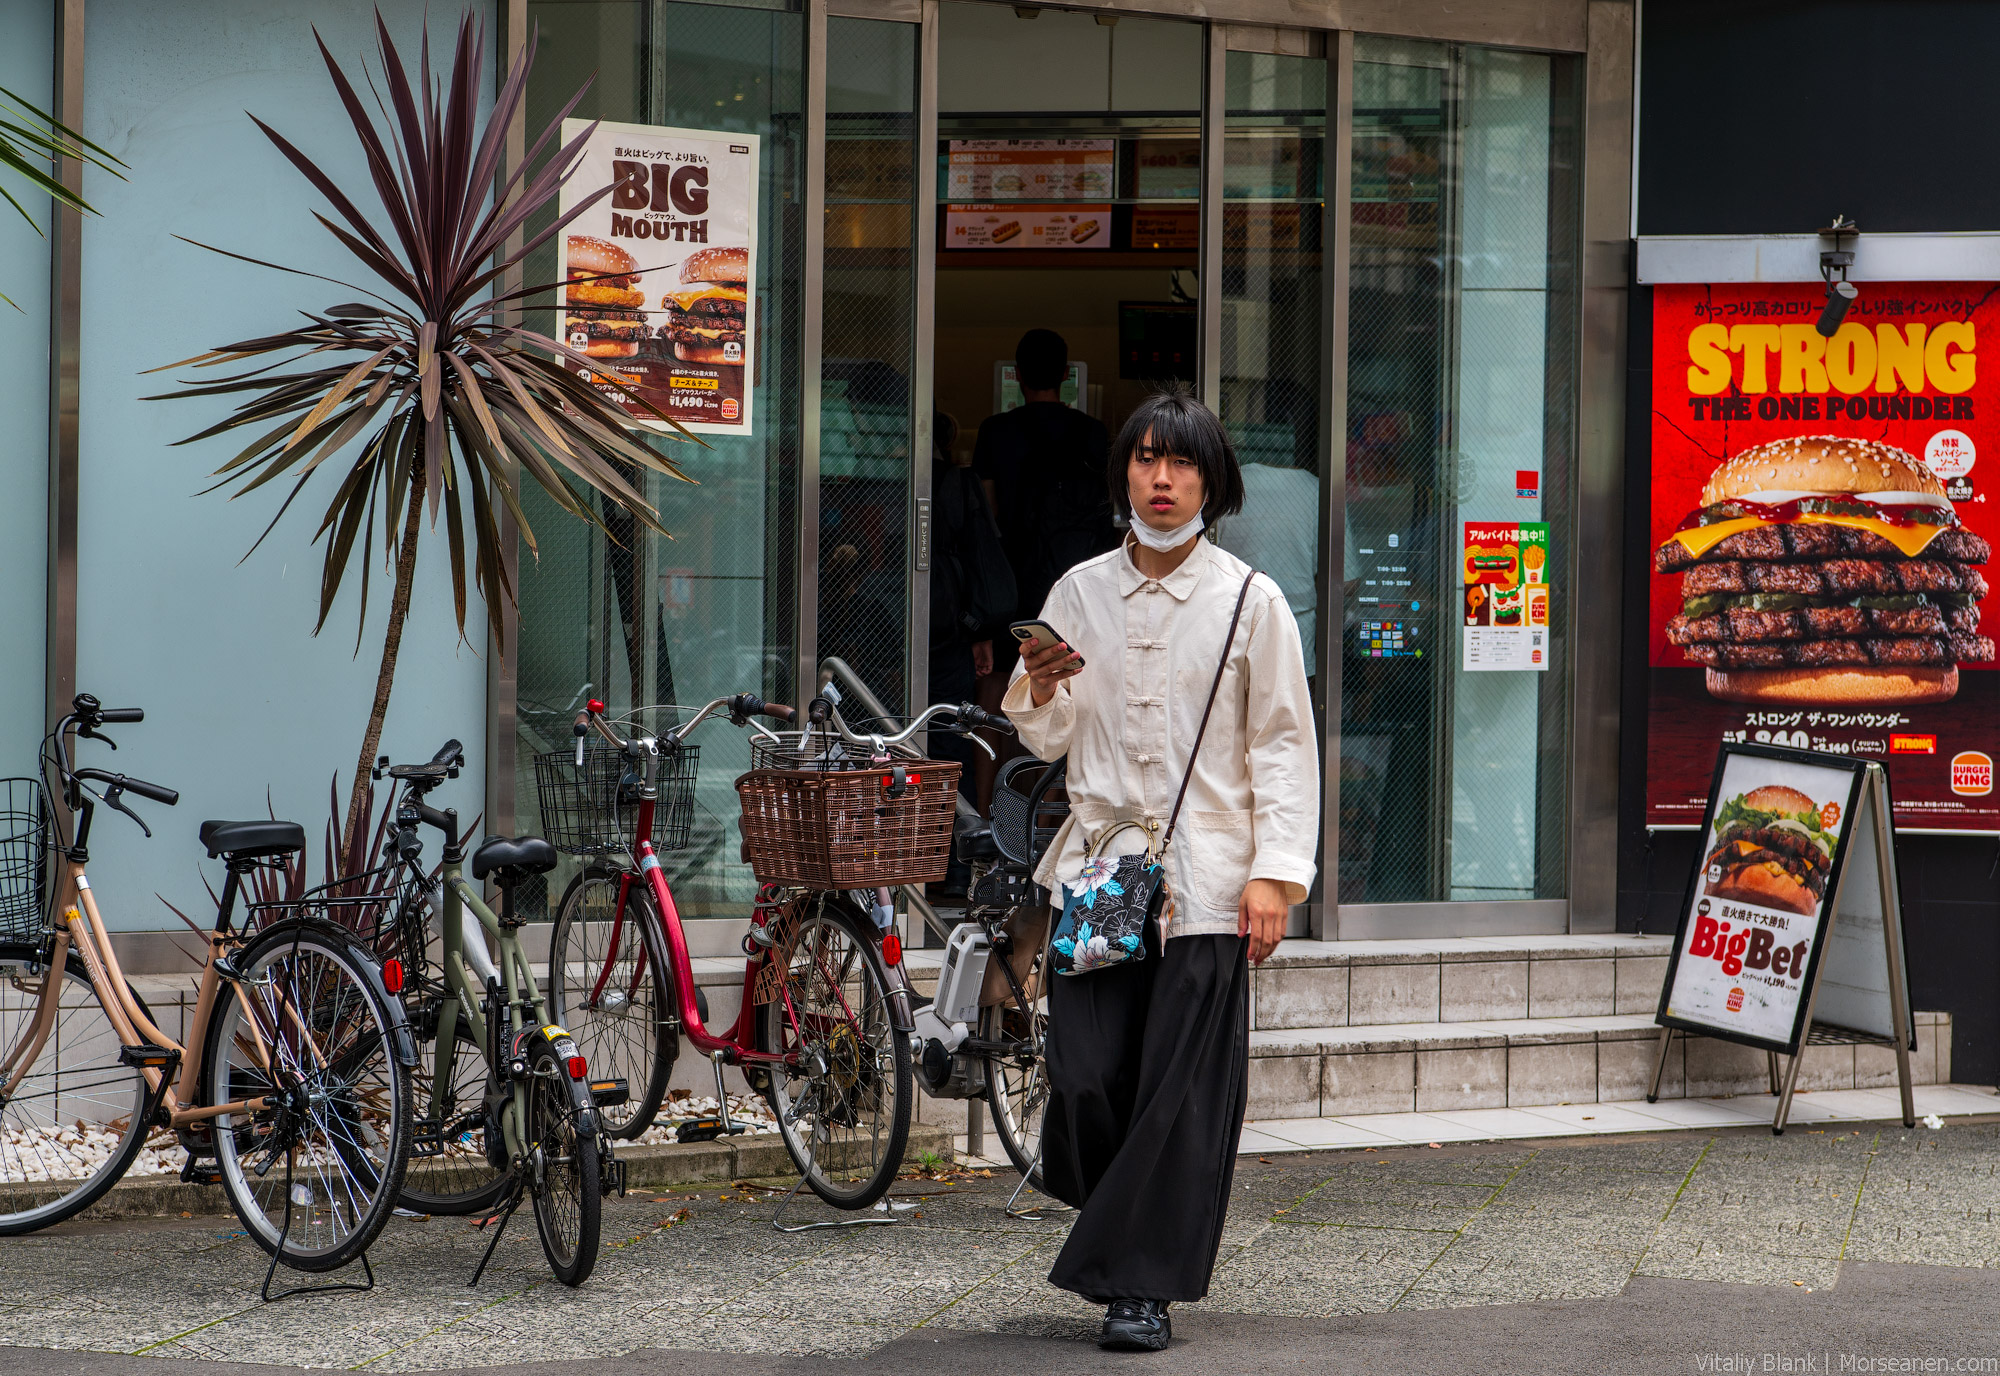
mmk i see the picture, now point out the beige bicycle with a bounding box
[0,694,413,1291]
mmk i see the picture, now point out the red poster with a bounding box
[1647,283,2000,833]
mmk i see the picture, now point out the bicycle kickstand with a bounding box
[261,1145,377,1303]
[468,1178,527,1287]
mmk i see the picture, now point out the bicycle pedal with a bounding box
[118,1043,180,1071]
[600,1156,627,1199]
[412,1119,446,1157]
[588,1078,630,1109]
[179,1157,222,1186]
[676,1116,745,1144]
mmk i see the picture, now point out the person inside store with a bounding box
[927,410,1015,894]
[1003,390,1318,1352]
[970,328,1118,801]
[1213,399,1319,695]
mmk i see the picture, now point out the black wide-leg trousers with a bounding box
[1041,932,1250,1304]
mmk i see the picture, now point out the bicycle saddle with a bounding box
[471,834,558,883]
[199,819,306,860]
[955,824,1000,863]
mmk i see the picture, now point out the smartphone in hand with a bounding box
[1009,619,1085,669]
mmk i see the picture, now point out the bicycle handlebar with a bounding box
[809,699,1013,750]
[98,708,144,724]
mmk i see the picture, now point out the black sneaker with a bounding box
[1100,1298,1171,1352]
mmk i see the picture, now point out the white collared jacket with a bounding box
[1002,535,1320,938]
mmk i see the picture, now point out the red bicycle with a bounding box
[539,693,978,1209]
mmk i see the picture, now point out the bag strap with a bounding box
[1162,570,1257,852]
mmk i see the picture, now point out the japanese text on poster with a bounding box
[557,119,759,434]
[1645,283,2000,832]
[1462,521,1551,671]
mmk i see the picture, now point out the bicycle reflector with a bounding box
[381,958,405,994]
[567,1054,588,1079]
[881,933,903,966]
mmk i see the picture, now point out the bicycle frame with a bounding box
[10,846,291,1131]
[425,842,563,1160]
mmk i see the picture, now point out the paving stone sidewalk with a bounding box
[8,1117,2000,1370]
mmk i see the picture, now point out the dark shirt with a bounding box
[972,402,1117,620]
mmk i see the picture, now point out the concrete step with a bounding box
[1250,1011,1954,1119]
[1251,934,1676,1030]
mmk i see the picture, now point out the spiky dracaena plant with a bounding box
[147,11,693,858]
[0,83,126,309]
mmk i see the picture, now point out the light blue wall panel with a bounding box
[0,0,52,771]
[76,2,495,928]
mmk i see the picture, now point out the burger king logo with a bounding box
[1726,987,1745,1013]
[1951,751,1994,796]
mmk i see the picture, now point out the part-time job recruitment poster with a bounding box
[557,119,759,434]
[1647,283,2000,833]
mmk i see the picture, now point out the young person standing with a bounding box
[1003,392,1319,1352]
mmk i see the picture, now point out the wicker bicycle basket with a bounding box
[534,739,699,857]
[735,760,960,889]
[0,778,48,943]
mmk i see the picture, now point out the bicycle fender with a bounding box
[887,986,915,1035]
[525,1024,601,1139]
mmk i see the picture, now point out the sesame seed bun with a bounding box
[1705,666,1960,705]
[680,245,748,286]
[1700,436,1946,507]
[1738,784,1819,814]
[566,235,638,278]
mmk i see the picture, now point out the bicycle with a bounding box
[544,693,995,1213]
[912,752,1067,1191]
[365,740,617,1286]
[0,695,414,1294]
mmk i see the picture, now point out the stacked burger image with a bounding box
[564,236,648,360]
[1657,436,1995,704]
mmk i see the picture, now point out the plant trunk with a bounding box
[343,475,427,866]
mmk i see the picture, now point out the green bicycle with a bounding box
[373,742,619,1287]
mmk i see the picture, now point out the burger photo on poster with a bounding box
[564,235,648,360]
[660,246,748,366]
[1657,436,1995,704]
[1702,784,1839,917]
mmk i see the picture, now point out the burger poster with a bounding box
[557,119,758,435]
[1659,745,1867,1049]
[1647,282,2000,833]
[1462,521,1551,671]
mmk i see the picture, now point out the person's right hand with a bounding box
[1023,638,1083,707]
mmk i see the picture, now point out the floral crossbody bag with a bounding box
[1050,570,1256,977]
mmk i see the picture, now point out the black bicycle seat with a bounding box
[199,819,306,860]
[388,761,451,781]
[955,825,1000,863]
[471,834,558,883]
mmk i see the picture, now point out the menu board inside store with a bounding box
[946,139,1113,201]
[1646,282,2000,834]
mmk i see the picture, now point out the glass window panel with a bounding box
[1214,50,1325,691]
[819,16,918,718]
[1338,40,1580,908]
[516,0,804,922]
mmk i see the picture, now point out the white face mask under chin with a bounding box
[1128,510,1206,553]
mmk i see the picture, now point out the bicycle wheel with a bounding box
[981,974,1050,1188]
[756,896,912,1209]
[205,921,412,1273]
[526,1040,601,1286]
[399,1017,510,1216]
[547,868,675,1139]
[0,944,155,1234]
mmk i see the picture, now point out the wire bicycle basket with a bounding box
[0,778,48,943]
[534,739,699,857]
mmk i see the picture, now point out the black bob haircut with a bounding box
[1107,390,1245,522]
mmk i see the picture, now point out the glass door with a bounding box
[1335,36,1581,931]
[514,0,807,923]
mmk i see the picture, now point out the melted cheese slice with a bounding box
[661,281,748,311]
[1666,512,1947,561]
